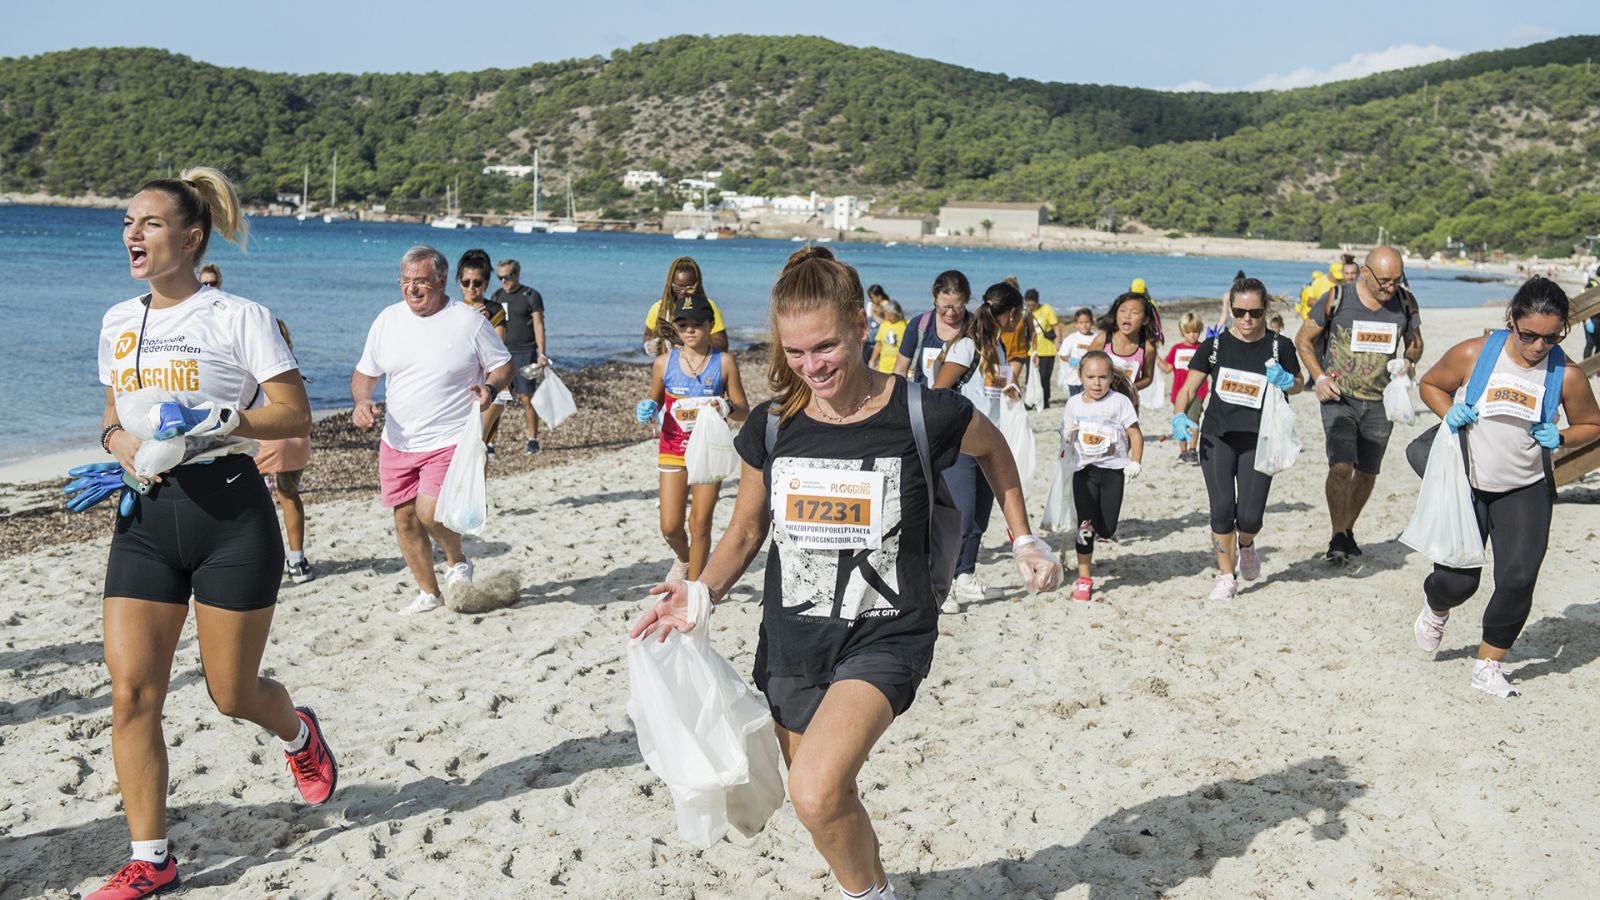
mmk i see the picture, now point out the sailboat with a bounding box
[321,151,348,222]
[546,175,579,234]
[431,177,470,229]
[295,164,311,222]
[509,149,548,234]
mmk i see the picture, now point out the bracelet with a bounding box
[100,424,124,453]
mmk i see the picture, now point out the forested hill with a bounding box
[2,34,1597,254]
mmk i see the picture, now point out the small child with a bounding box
[1057,307,1098,398]
[1267,313,1285,333]
[1158,312,1208,464]
[1062,351,1144,602]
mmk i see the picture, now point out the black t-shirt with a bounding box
[1189,330,1300,437]
[493,284,546,352]
[732,379,973,684]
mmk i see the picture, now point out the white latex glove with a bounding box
[630,579,713,642]
[133,437,187,479]
[1012,535,1063,594]
[712,397,733,418]
[1125,461,1142,479]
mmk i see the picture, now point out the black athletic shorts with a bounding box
[104,455,285,612]
[757,651,924,733]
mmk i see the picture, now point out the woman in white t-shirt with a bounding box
[72,168,336,898]
[931,281,1026,608]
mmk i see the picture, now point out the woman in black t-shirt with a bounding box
[632,247,1061,900]
[1171,277,1303,600]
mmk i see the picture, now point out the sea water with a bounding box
[0,204,1514,463]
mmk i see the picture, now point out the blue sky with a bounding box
[3,0,1591,90]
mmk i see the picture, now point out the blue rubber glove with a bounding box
[635,399,659,424]
[151,401,238,440]
[64,462,135,516]
[1531,422,1561,449]
[1171,412,1199,442]
[1264,361,1294,391]
[1444,402,1478,434]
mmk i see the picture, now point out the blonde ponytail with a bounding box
[139,165,247,267]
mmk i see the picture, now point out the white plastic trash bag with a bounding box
[1138,364,1168,410]
[998,396,1036,491]
[1039,441,1078,532]
[1384,361,1417,425]
[627,616,784,849]
[1400,426,1486,568]
[1253,384,1301,476]
[532,368,577,429]
[684,407,739,484]
[1024,361,1043,408]
[436,406,488,535]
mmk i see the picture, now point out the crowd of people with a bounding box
[63,166,1599,899]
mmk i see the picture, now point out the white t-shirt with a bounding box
[1064,390,1139,471]
[1058,331,1098,387]
[356,300,512,453]
[99,286,297,453]
[942,337,1012,424]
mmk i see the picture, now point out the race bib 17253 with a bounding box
[1351,320,1399,354]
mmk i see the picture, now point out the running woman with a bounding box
[1062,351,1144,602]
[76,168,336,898]
[1171,277,1302,600]
[1412,277,1600,696]
[634,293,749,581]
[1088,291,1160,396]
[631,247,1061,900]
[1158,312,1209,464]
[931,281,1027,609]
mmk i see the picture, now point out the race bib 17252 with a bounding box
[1480,372,1543,423]
[1215,367,1267,409]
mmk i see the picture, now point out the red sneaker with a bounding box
[1071,577,1094,602]
[285,706,337,805]
[86,857,180,899]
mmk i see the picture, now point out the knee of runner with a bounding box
[203,677,257,719]
[659,518,687,541]
[1329,461,1356,478]
[110,678,167,722]
[787,770,857,830]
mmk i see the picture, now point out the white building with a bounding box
[772,191,822,217]
[719,193,769,212]
[832,195,859,231]
[938,201,1048,240]
[623,170,667,190]
[679,178,717,191]
[482,164,537,177]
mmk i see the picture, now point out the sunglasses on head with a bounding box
[1513,325,1566,346]
[1231,306,1266,320]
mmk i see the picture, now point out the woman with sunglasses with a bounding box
[643,256,729,355]
[1171,277,1302,601]
[456,250,512,453]
[1411,277,1600,697]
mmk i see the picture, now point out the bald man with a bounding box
[1295,246,1424,562]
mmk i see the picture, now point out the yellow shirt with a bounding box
[872,320,908,372]
[645,298,727,334]
[1031,304,1059,356]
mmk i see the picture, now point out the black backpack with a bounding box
[1315,281,1419,363]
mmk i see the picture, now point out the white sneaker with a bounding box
[1414,606,1447,652]
[443,559,474,588]
[940,596,960,615]
[400,592,443,616]
[1471,659,1519,697]
[1237,544,1261,581]
[665,559,689,583]
[951,573,994,600]
[1208,573,1237,600]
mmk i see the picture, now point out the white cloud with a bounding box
[1167,44,1463,93]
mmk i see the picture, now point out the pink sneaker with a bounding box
[1070,577,1093,602]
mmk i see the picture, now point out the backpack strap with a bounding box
[1463,329,1510,407]
[1541,345,1567,425]
[907,383,937,553]
[907,312,937,384]
[764,404,780,455]
[1315,283,1348,361]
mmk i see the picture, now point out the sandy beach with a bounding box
[3,306,1599,898]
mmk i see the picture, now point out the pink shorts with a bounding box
[379,442,456,508]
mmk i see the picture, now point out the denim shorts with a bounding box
[1320,396,1393,474]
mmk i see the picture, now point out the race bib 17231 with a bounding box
[773,466,886,550]
[1351,320,1399,354]
[1480,372,1543,423]
[1215,367,1267,409]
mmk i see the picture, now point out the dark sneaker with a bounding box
[286,558,314,584]
[485,443,496,457]
[87,857,180,899]
[525,439,541,454]
[1344,530,1363,556]
[1325,534,1348,563]
[285,707,337,805]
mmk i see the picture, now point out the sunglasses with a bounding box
[460,278,487,288]
[1230,306,1267,320]
[1513,326,1566,347]
[200,280,218,287]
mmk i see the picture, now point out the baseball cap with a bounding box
[673,294,715,324]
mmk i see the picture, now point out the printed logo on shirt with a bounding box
[114,331,138,359]
[113,359,201,394]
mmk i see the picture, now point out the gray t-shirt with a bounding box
[1311,285,1418,401]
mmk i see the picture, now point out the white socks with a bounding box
[288,550,306,565]
[131,838,168,864]
[839,880,895,900]
[280,718,310,754]
[1423,608,1448,626]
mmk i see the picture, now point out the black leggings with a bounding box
[1424,481,1552,650]
[1200,431,1273,535]
[1072,465,1124,554]
[1036,356,1055,408]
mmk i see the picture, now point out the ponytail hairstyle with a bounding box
[1227,276,1271,311]
[931,269,972,304]
[1507,276,1570,325]
[139,166,248,266]
[456,248,492,286]
[275,317,295,351]
[1078,350,1137,403]
[940,281,1024,387]
[1098,291,1160,349]
[653,256,708,347]
[768,246,868,421]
